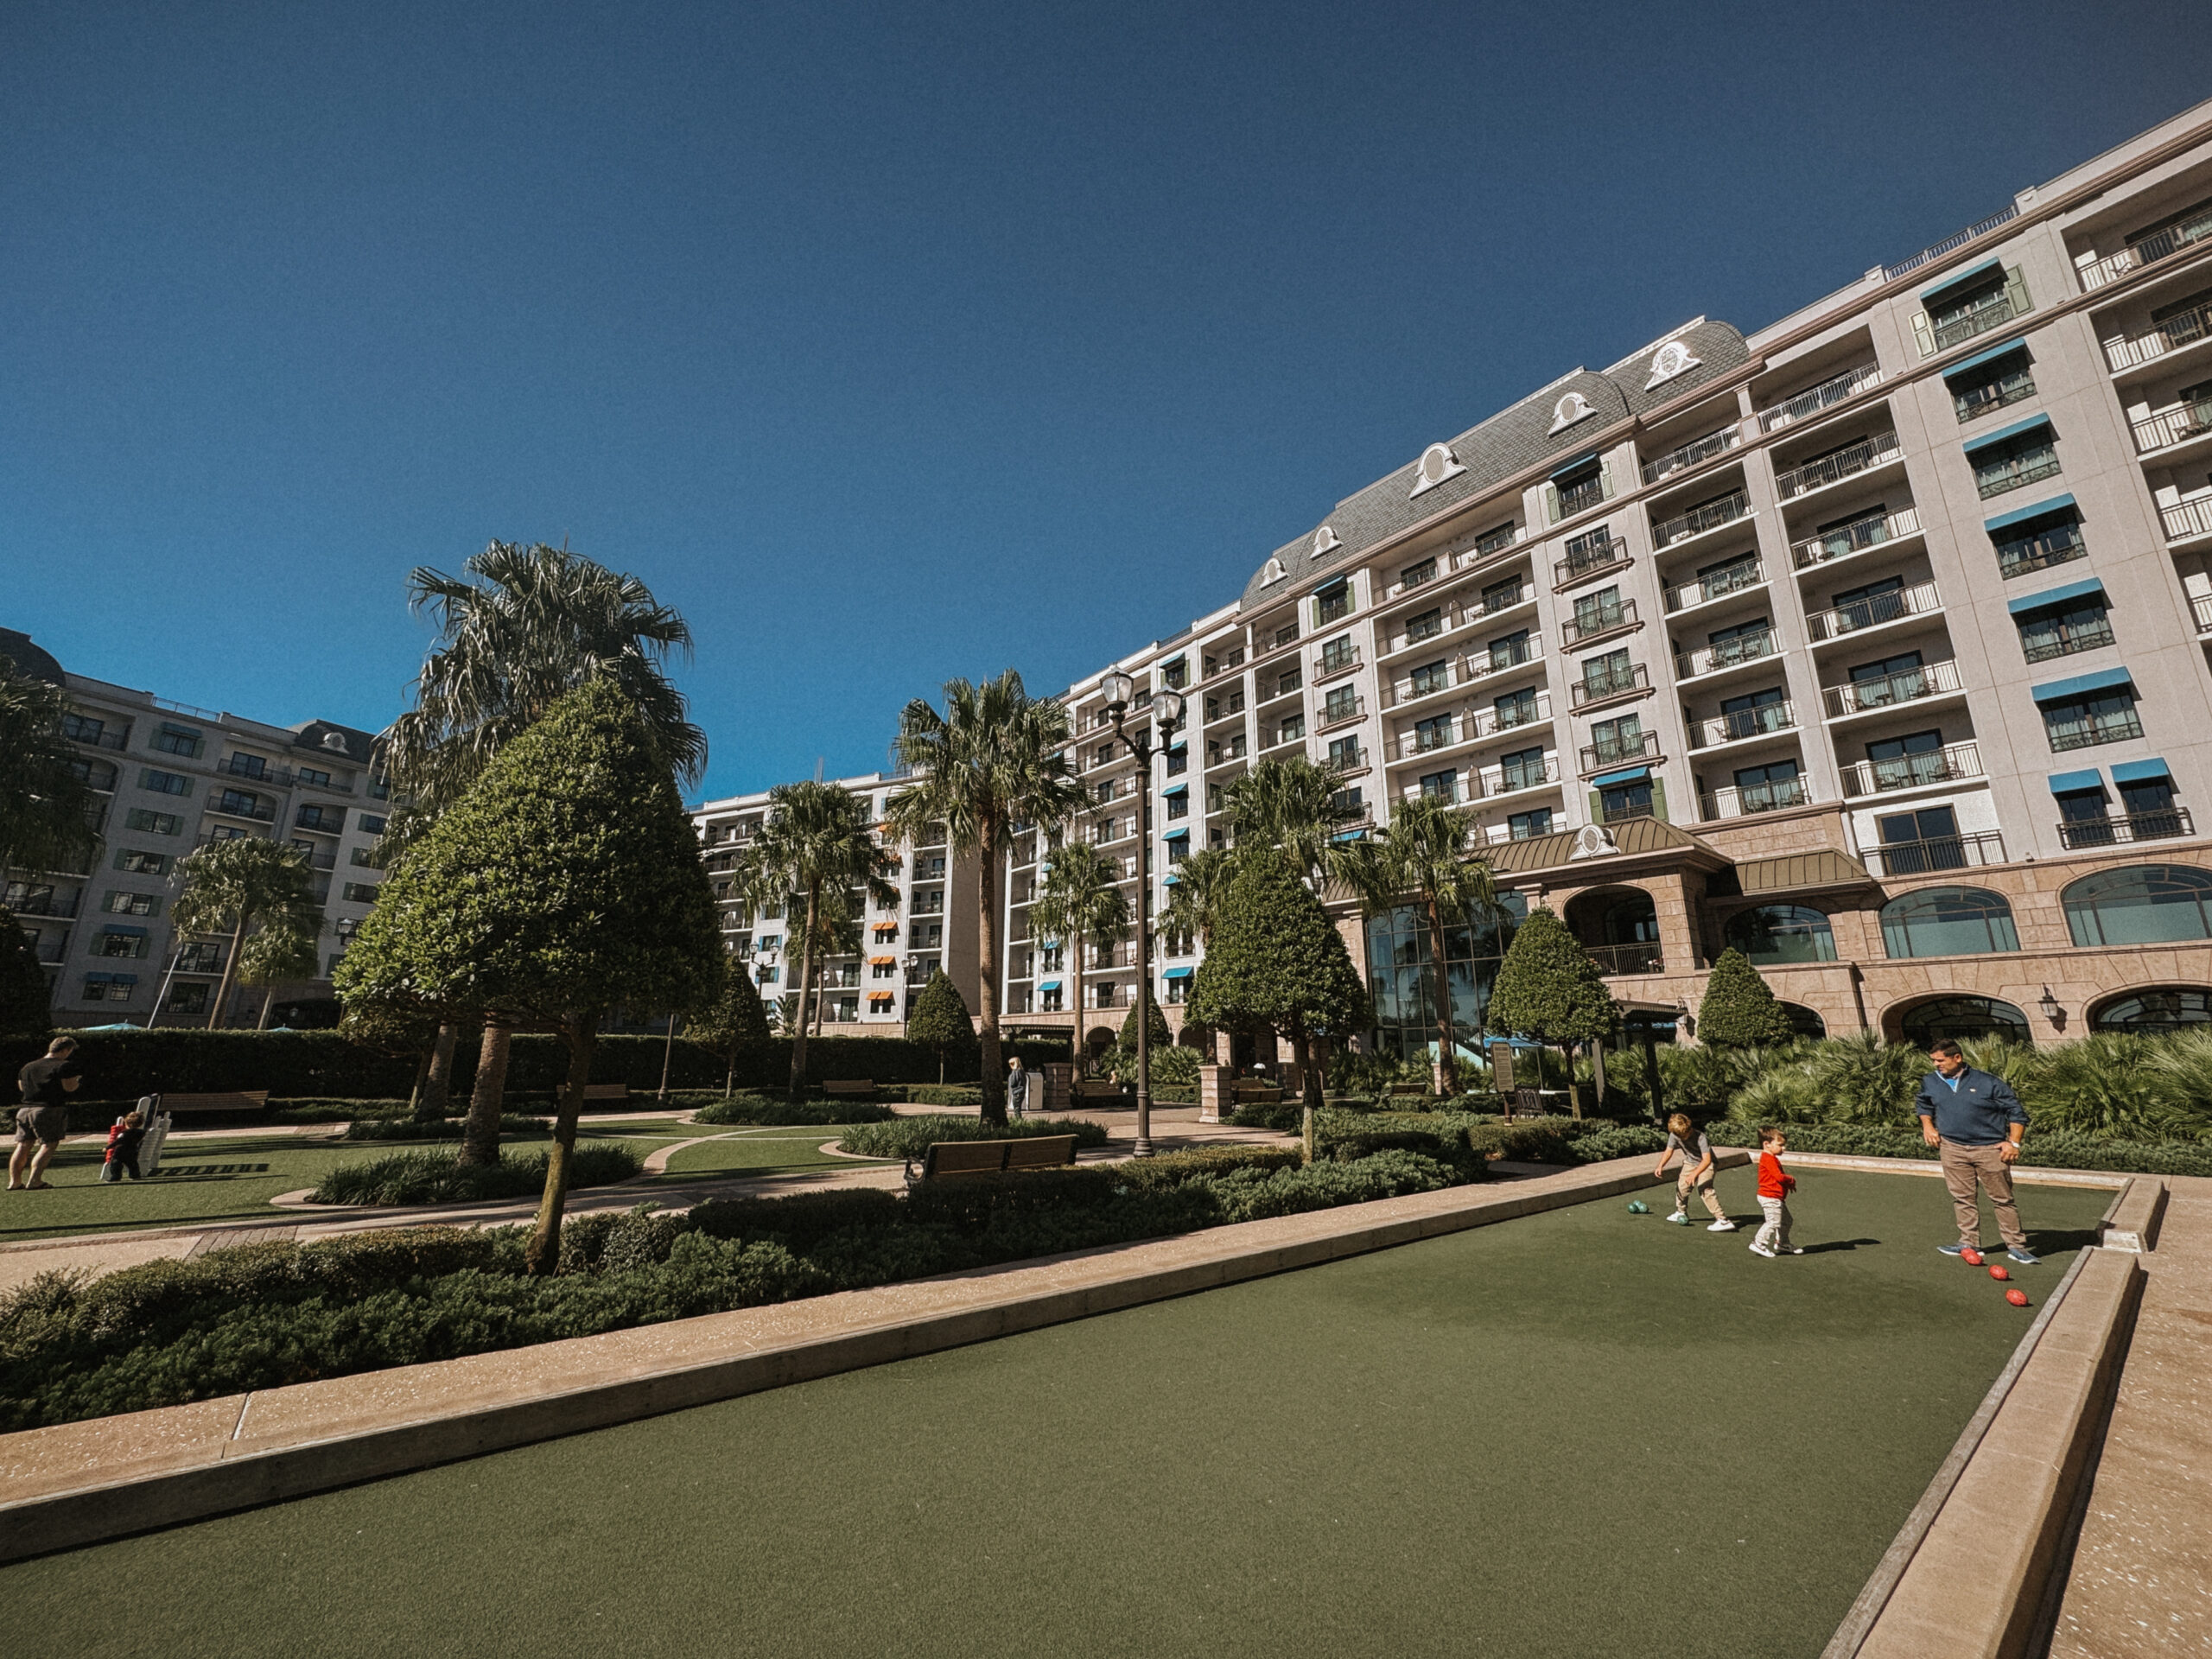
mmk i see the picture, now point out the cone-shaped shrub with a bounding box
[1695,947,1796,1049]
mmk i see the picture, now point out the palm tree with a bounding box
[734,781,899,1101]
[0,660,99,896]
[1340,792,1501,1093]
[886,671,1089,1125]
[374,542,704,1159]
[1224,755,1360,890]
[1027,839,1129,1071]
[237,916,324,1029]
[1160,846,1237,1062]
[171,838,321,1030]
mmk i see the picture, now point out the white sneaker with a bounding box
[1665,1210,1688,1224]
[1783,1247,1804,1255]
[1707,1218,1737,1232]
[1749,1242,1777,1258]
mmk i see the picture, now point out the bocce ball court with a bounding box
[0,1166,2123,1658]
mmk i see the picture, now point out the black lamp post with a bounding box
[1100,670,1184,1158]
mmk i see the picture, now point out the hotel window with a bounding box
[1497,747,1547,792]
[1276,665,1303,696]
[101,891,160,917]
[1325,735,1362,769]
[1495,687,1539,729]
[1161,657,1188,690]
[1399,556,1436,590]
[2015,590,2114,664]
[140,769,192,797]
[1587,715,1643,766]
[1323,685,1358,723]
[113,849,168,875]
[1409,659,1450,697]
[1279,715,1306,745]
[1489,629,1533,671]
[1419,769,1457,800]
[1968,421,2060,499]
[1580,647,1635,698]
[1473,520,1518,557]
[1914,264,2031,354]
[1405,607,1444,644]
[1166,791,1189,820]
[1948,344,2035,423]
[2040,684,2143,753]
[1319,635,1357,674]
[149,723,203,759]
[1329,785,1363,818]
[1508,807,1553,840]
[1479,574,1526,614]
[1315,581,1351,625]
[124,808,181,835]
[1414,714,1453,752]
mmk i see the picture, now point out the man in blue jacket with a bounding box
[1916,1039,2037,1265]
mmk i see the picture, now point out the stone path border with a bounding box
[0,1153,1735,1562]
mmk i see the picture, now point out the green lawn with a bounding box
[652,1126,887,1179]
[0,1167,2113,1657]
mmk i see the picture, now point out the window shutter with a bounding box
[1545,482,1563,524]
[1588,789,1604,823]
[1649,778,1669,823]
[1600,461,1617,500]
[2003,264,2032,320]
[1910,311,1935,358]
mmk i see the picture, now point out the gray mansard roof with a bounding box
[1239,317,1748,607]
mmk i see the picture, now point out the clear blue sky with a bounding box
[6,2,2208,800]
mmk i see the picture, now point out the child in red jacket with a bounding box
[99,1108,149,1183]
[1751,1124,1800,1258]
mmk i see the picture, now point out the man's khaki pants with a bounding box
[1676,1166,1726,1220]
[1939,1138,2025,1249]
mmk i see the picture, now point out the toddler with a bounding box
[99,1109,148,1183]
[1751,1125,1800,1257]
[1652,1111,1733,1230]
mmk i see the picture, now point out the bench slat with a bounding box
[920,1135,1078,1180]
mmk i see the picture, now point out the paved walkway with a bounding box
[2049,1173,2212,1656]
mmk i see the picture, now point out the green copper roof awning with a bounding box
[2006,577,2106,614]
[2031,667,2133,702]
[1941,335,2029,379]
[2111,758,2171,784]
[1921,257,2005,307]
[1962,414,2054,455]
[1591,765,1651,786]
[1983,493,2075,533]
[2047,769,2103,794]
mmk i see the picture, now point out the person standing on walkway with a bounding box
[1917,1039,2036,1266]
[1006,1054,1030,1121]
[11,1036,82,1191]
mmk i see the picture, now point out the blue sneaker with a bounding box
[2008,1247,2040,1266]
[1937,1243,1972,1257]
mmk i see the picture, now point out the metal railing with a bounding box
[1398,722,1459,760]
[2056,807,2196,849]
[1882,207,2018,283]
[1663,560,1764,613]
[1316,644,1361,678]
[1205,736,1249,766]
[2162,497,2212,542]
[1317,696,1365,731]
[1471,579,1531,618]
[1651,489,1751,547]
[1480,752,1561,796]
[1954,367,2036,423]
[2104,296,2212,372]
[1790,505,1920,570]
[1933,291,2024,352]
[1464,636,1543,683]
[2194,593,2212,634]
[1773,432,1902,499]
[1570,663,1649,709]
[2078,203,2212,290]
[1702,779,1813,818]
[1553,534,1630,586]
[1675,628,1778,680]
[207,795,275,822]
[1584,941,1665,976]
[2021,617,2117,664]
[1863,830,2005,877]
[1325,747,1369,775]
[1640,424,1741,486]
[1974,446,2062,499]
[1840,742,1983,798]
[68,726,129,752]
[2049,710,2145,753]
[1806,580,1942,643]
[2132,398,2212,454]
[1689,701,1796,750]
[1561,598,1637,645]
[1757,363,1881,433]
[1821,658,1963,718]
[1577,729,1661,772]
[1395,563,1437,595]
[4,891,79,918]
[1996,523,2087,580]
[1203,695,1245,722]
[1203,647,1245,679]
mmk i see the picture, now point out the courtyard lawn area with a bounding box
[0,1166,2113,1658]
[651,1125,889,1180]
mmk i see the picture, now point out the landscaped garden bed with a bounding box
[305,1143,645,1206]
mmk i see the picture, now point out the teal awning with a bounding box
[1163,967,1194,981]
[1984,493,2075,533]
[2111,758,2171,784]
[2006,578,2106,614]
[102,924,148,938]
[1942,335,2029,378]
[1548,450,1600,481]
[84,971,138,984]
[1922,257,2005,307]
[1162,785,1188,798]
[2031,667,2133,703]
[1039,980,1061,992]
[1962,414,2053,455]
[2047,770,2103,794]
[1592,765,1650,786]
[1163,828,1191,841]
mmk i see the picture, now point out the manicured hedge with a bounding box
[0,1143,1456,1429]
[836,1115,1111,1161]
[307,1143,643,1205]
[341,1114,547,1143]
[1705,1121,2212,1179]
[691,1092,896,1127]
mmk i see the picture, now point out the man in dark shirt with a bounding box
[11,1035,82,1191]
[1916,1039,2035,1265]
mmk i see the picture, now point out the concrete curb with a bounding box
[0,1154,1728,1563]
[1777,1151,2132,1189]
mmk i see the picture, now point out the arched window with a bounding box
[1724,904,1836,965]
[1409,442,1466,497]
[1259,556,1287,586]
[1900,996,2031,1046]
[2091,988,2212,1034]
[2061,865,2212,947]
[1880,887,2019,959]
[1778,1002,1827,1039]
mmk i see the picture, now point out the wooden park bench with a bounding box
[1388,1082,1431,1101]
[150,1090,269,1115]
[910,1134,1079,1185]
[581,1083,629,1104]
[1232,1081,1283,1106]
[823,1079,877,1103]
[1071,1078,1130,1106]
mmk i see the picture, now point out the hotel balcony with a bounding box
[1568,662,1650,712]
[1640,423,1742,486]
[2102,295,2212,374]
[2054,807,2196,850]
[1700,778,1815,819]
[1576,729,1661,775]
[1650,488,1751,550]
[1662,559,1767,615]
[2159,496,2212,544]
[1861,830,2005,878]
[1389,695,1554,765]
[2194,593,2212,636]
[1772,431,1903,501]
[1756,363,1881,433]
[1839,741,1984,798]
[1688,701,1797,753]
[1553,534,1630,588]
[2131,396,2212,455]
[1790,506,1923,572]
[1674,627,1780,683]
[2077,202,2212,290]
[1821,658,1966,721]
[1805,581,1942,645]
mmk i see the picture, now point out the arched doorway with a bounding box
[1777,1002,1826,1039]
[1566,887,1662,976]
[2090,987,2212,1034]
[1897,995,2031,1047]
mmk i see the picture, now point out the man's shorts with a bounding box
[14,1105,68,1146]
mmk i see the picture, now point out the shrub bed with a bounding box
[2,1143,1459,1429]
[690,1092,896,1127]
[1705,1121,2212,1178]
[836,1115,1111,1160]
[341,1115,548,1143]
[306,1143,643,1205]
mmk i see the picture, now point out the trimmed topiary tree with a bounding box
[1186,854,1370,1160]
[687,953,774,1096]
[1108,999,1172,1082]
[907,969,976,1084]
[1484,906,1617,1112]
[1695,947,1796,1049]
[335,677,721,1274]
[0,907,52,1039]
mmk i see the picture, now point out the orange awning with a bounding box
[869,955,896,965]
[868,992,895,1004]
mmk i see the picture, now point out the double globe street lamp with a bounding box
[1099,670,1184,1158]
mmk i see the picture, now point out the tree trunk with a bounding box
[1426,895,1459,1096]
[257,986,276,1030]
[1070,950,1087,1077]
[975,827,1005,1126]
[524,1019,597,1277]
[207,915,248,1030]
[788,887,817,1103]
[1291,1025,1319,1165]
[417,1022,458,1121]
[457,1014,512,1166]
[406,1044,433,1117]
[723,1044,736,1100]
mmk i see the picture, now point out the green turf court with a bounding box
[0,1166,2111,1657]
